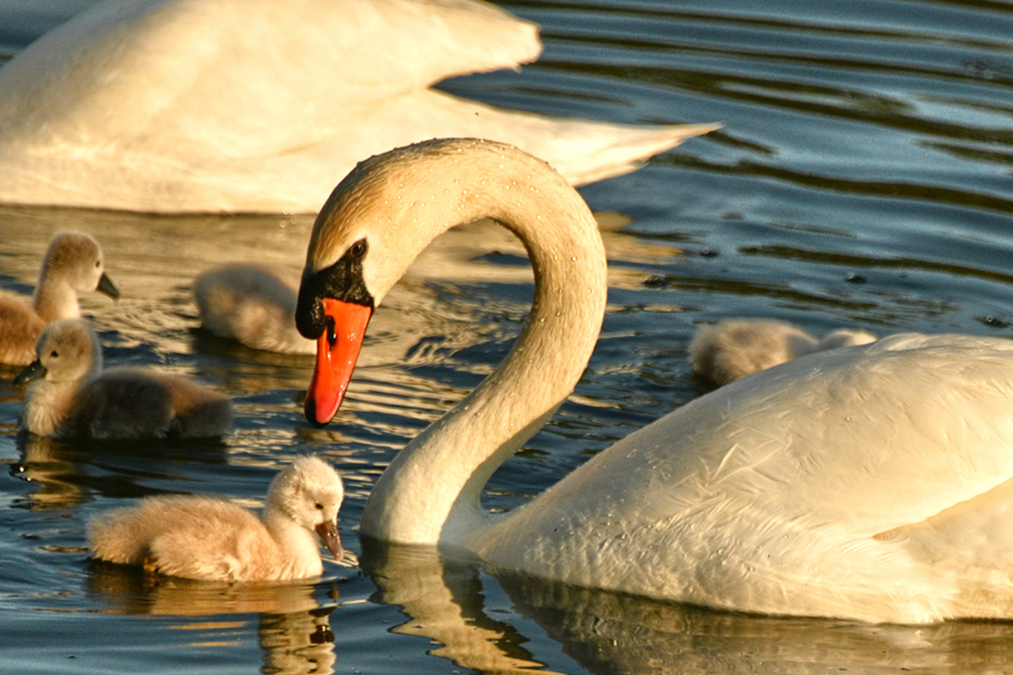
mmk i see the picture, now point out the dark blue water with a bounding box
[2,1,1013,673]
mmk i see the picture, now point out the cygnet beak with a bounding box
[97,273,120,300]
[13,360,46,385]
[315,520,343,562]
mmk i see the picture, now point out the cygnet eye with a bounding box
[94,260,101,268]
[314,502,324,510]
[50,350,59,358]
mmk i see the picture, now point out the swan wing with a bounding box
[476,333,1013,620]
[0,0,715,211]
[0,0,538,212]
[551,333,1013,535]
[0,0,538,153]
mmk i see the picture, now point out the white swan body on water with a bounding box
[689,318,877,385]
[0,0,717,213]
[88,456,344,582]
[293,138,1013,624]
[17,318,233,439]
[193,264,313,355]
[0,232,119,365]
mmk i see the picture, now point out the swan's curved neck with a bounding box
[357,142,608,545]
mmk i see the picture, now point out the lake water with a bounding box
[3,0,1013,673]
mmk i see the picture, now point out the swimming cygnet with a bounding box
[193,263,313,355]
[0,231,119,365]
[15,318,233,439]
[689,318,877,385]
[88,456,344,582]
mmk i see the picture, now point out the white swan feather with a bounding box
[0,0,716,213]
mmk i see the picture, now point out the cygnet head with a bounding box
[15,318,102,386]
[35,232,119,312]
[814,328,877,352]
[268,456,345,561]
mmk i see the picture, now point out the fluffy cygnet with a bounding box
[16,318,232,438]
[88,456,344,582]
[689,318,877,386]
[193,264,313,355]
[0,231,119,365]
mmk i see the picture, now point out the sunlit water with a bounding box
[2,1,1013,673]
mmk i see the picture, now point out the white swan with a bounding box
[0,231,119,365]
[16,318,233,439]
[88,455,344,582]
[689,318,877,385]
[292,138,1013,624]
[193,264,313,355]
[0,0,717,213]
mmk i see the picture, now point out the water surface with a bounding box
[3,1,1013,673]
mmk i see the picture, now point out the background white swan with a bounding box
[17,318,233,438]
[689,318,877,385]
[0,0,717,213]
[88,455,344,582]
[294,138,1013,624]
[0,231,118,365]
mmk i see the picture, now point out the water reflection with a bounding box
[11,436,88,510]
[362,539,1013,674]
[362,541,559,674]
[11,432,229,510]
[87,563,338,675]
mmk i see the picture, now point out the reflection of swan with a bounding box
[88,456,344,582]
[298,138,1013,623]
[689,318,877,385]
[0,232,118,365]
[362,539,1013,675]
[362,542,561,674]
[87,566,337,674]
[16,318,233,438]
[193,264,314,355]
[0,0,717,213]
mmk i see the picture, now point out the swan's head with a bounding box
[14,318,102,386]
[296,138,532,426]
[41,232,119,299]
[268,455,345,562]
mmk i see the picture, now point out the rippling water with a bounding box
[3,1,1013,673]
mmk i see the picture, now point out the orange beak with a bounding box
[305,298,372,427]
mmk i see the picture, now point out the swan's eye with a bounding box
[314,503,324,510]
[348,240,366,259]
[326,316,338,350]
